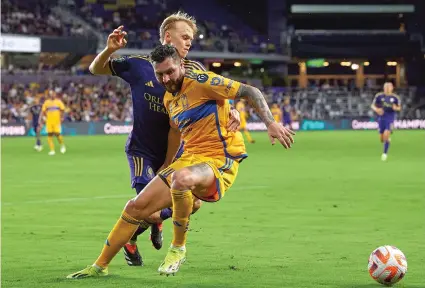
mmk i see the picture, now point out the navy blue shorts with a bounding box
[126,154,161,188]
[283,117,292,126]
[378,119,393,134]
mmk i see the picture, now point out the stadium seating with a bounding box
[1,0,90,37]
[64,0,278,53]
[2,72,422,124]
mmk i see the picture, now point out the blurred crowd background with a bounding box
[2,0,425,125]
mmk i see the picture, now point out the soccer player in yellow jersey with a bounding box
[271,103,282,123]
[40,90,66,155]
[236,98,255,143]
[66,45,294,279]
[87,12,240,266]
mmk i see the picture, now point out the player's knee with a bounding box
[124,199,149,220]
[192,198,202,214]
[171,169,195,190]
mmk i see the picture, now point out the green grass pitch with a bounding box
[2,131,424,288]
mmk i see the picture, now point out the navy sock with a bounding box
[384,141,390,154]
[36,139,41,146]
[160,207,173,220]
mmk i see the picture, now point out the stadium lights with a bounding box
[387,61,397,66]
[234,61,242,67]
[364,61,370,66]
[199,34,204,39]
[340,61,351,66]
[323,61,329,67]
[260,68,265,72]
[212,62,221,67]
[351,63,359,70]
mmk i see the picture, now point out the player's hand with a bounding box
[227,108,241,132]
[267,122,295,149]
[375,108,384,116]
[107,26,127,52]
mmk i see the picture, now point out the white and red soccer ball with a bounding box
[368,245,407,286]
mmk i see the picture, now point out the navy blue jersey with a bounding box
[372,92,401,121]
[30,104,42,127]
[109,55,206,165]
[282,104,291,122]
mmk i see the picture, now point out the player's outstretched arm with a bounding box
[236,84,295,148]
[89,26,127,75]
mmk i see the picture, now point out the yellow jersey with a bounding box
[163,70,247,161]
[42,99,65,124]
[271,106,282,122]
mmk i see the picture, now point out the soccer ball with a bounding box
[368,245,407,286]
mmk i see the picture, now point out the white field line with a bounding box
[1,185,269,206]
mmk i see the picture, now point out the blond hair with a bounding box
[159,11,198,43]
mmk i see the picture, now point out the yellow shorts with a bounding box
[158,153,239,202]
[46,122,62,134]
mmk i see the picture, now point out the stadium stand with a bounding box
[1,0,90,37]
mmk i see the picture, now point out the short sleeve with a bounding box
[41,102,47,113]
[393,94,401,105]
[59,100,65,111]
[194,71,242,101]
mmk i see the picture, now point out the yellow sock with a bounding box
[47,136,54,151]
[57,135,64,145]
[171,189,193,247]
[243,129,254,142]
[94,211,144,268]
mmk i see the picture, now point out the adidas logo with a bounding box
[145,81,154,87]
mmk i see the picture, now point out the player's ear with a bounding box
[164,31,172,44]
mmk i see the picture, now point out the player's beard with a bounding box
[165,75,184,93]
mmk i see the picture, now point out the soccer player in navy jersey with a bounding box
[88,12,240,267]
[29,98,43,152]
[371,82,401,161]
[282,96,292,129]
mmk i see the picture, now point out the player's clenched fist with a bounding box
[107,25,128,52]
[267,122,295,148]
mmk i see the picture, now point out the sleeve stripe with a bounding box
[128,55,150,61]
[108,60,117,76]
[184,59,206,71]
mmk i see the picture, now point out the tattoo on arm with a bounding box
[236,84,275,127]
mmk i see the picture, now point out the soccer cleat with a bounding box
[123,243,143,266]
[150,223,163,250]
[48,151,55,156]
[66,265,108,279]
[60,145,66,154]
[158,247,186,276]
[381,154,388,161]
[34,145,43,152]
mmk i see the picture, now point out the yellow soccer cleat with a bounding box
[158,247,186,276]
[66,265,108,279]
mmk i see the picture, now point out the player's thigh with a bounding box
[53,123,62,135]
[382,129,391,141]
[127,176,172,219]
[46,122,53,134]
[184,163,217,193]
